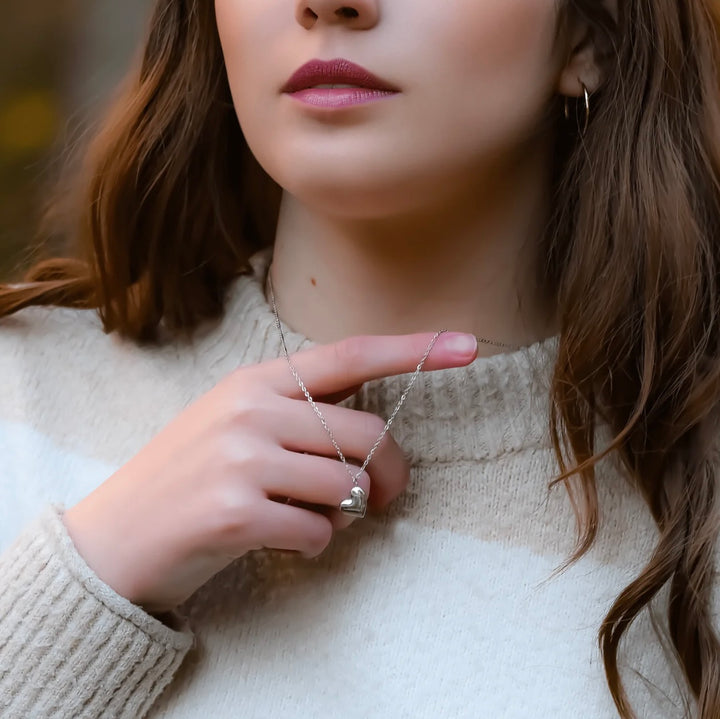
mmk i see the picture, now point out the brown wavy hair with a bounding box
[2,0,720,716]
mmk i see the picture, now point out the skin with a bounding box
[60,2,614,614]
[215,0,606,352]
[62,332,482,613]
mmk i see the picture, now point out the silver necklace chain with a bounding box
[268,271,445,487]
[266,267,520,517]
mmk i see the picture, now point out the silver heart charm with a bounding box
[339,486,367,518]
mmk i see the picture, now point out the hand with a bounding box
[62,331,477,614]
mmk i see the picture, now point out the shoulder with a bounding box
[0,298,103,344]
[0,302,114,427]
[0,298,204,485]
[0,301,107,373]
[0,287,247,447]
[0,267,270,447]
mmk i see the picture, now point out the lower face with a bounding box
[215,0,568,219]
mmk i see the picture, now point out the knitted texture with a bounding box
[0,245,713,718]
[0,505,193,718]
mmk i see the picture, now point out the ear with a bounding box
[556,25,603,97]
[555,0,617,97]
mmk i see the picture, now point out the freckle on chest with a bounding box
[310,277,317,287]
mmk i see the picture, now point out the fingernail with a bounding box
[439,332,477,356]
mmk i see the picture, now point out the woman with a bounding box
[1,0,719,717]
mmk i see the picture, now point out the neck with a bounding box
[266,139,559,355]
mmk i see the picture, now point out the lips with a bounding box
[282,58,399,94]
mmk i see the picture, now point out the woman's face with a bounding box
[215,0,576,218]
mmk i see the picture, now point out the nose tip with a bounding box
[296,1,379,30]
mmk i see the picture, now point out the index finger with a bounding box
[256,331,478,400]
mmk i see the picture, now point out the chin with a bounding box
[270,163,441,220]
[248,131,467,218]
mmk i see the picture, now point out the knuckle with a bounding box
[214,376,267,423]
[210,445,275,525]
[230,393,261,424]
[224,395,274,439]
[217,435,265,474]
[207,483,261,548]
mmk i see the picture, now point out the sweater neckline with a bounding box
[221,246,560,464]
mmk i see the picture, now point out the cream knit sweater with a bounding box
[0,246,712,718]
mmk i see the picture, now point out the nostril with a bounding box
[336,7,359,19]
[303,8,319,20]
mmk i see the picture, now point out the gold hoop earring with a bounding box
[564,82,591,136]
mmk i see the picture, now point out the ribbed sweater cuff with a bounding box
[0,503,195,718]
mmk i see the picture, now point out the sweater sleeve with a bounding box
[0,503,195,719]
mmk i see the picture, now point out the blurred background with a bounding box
[0,0,150,282]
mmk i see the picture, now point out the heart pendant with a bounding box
[339,486,368,518]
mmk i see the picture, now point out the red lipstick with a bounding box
[282,58,399,108]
